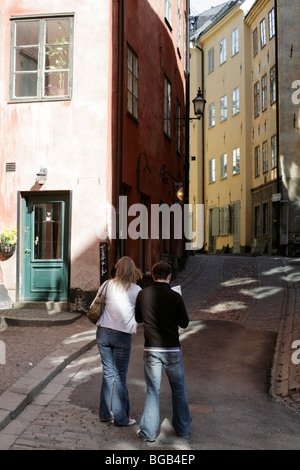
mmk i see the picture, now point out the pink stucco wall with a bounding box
[0,0,113,301]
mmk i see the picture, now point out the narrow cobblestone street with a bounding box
[0,254,299,451]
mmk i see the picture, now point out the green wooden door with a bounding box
[22,193,70,301]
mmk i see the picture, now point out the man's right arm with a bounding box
[176,295,189,329]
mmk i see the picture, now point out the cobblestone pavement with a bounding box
[0,254,299,451]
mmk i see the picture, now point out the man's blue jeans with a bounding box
[140,350,192,440]
[96,327,132,426]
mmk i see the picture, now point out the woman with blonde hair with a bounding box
[93,256,142,426]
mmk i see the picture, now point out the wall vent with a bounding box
[6,162,16,172]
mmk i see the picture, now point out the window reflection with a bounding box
[34,203,62,259]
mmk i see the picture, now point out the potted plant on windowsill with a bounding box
[0,227,17,256]
[45,37,68,96]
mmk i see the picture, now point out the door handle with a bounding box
[25,248,31,254]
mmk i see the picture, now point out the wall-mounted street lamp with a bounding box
[175,87,206,123]
[192,87,206,120]
[36,167,47,185]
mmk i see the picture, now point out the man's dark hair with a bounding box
[151,261,172,281]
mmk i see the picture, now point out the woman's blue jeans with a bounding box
[140,350,192,440]
[96,327,132,426]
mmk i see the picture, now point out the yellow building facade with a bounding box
[190,2,253,253]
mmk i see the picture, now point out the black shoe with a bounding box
[136,429,155,442]
[99,416,114,422]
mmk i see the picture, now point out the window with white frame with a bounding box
[254,145,260,177]
[220,95,227,122]
[208,102,215,128]
[260,18,266,48]
[209,158,215,183]
[10,16,73,101]
[164,75,171,138]
[262,73,267,111]
[270,65,276,104]
[232,87,239,115]
[220,153,227,179]
[254,81,260,117]
[271,134,277,169]
[262,140,268,173]
[208,47,214,73]
[219,37,226,64]
[232,147,240,175]
[127,45,139,120]
[231,27,239,56]
[164,0,172,28]
[253,27,258,57]
[268,8,275,39]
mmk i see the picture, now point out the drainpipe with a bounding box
[185,0,191,210]
[274,0,281,251]
[193,43,204,205]
[116,0,124,260]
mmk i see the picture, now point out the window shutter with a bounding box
[211,207,220,236]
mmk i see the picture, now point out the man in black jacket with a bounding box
[135,261,192,442]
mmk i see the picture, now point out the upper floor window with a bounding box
[127,45,139,120]
[232,87,239,116]
[270,65,276,104]
[208,102,215,128]
[254,81,260,117]
[262,140,268,173]
[262,73,267,111]
[254,145,260,177]
[10,16,73,101]
[208,47,214,73]
[231,28,239,56]
[177,0,181,54]
[219,37,226,64]
[164,0,172,29]
[260,18,266,48]
[220,95,227,122]
[232,147,240,175]
[209,158,215,184]
[268,8,275,39]
[253,27,258,57]
[220,153,227,179]
[164,75,172,138]
[271,134,277,169]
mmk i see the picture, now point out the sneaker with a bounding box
[136,429,156,442]
[114,418,136,427]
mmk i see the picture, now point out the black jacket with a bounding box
[135,282,189,349]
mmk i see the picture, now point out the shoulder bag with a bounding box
[87,281,109,324]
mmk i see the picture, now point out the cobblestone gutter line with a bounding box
[269,260,300,410]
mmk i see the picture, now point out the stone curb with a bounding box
[0,328,97,431]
